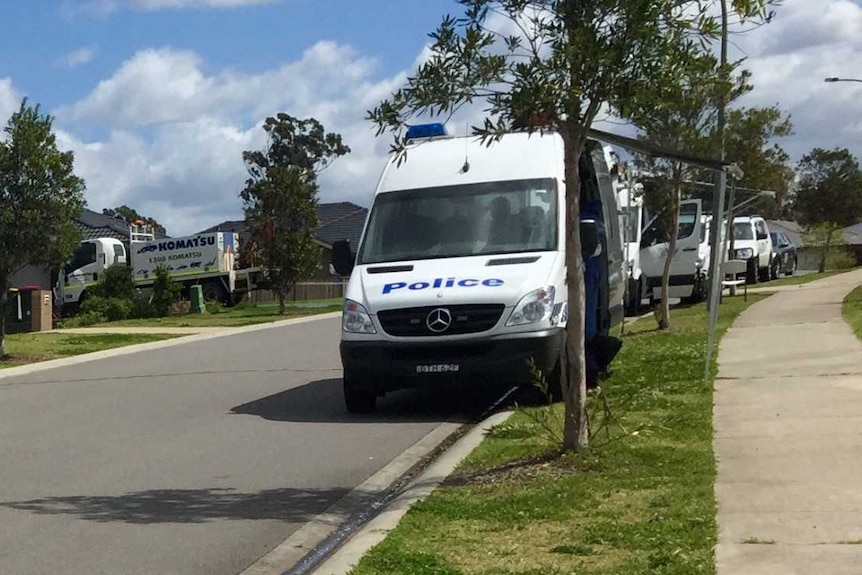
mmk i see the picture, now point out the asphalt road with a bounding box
[0,317,498,575]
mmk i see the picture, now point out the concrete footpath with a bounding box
[715,268,862,574]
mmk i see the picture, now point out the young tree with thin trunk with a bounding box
[0,100,85,359]
[368,0,774,452]
[627,54,751,329]
[241,114,350,313]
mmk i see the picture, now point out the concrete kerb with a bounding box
[0,311,342,382]
[308,411,514,575]
[238,421,465,575]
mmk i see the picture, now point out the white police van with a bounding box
[331,125,625,413]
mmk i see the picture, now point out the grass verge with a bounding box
[351,294,766,575]
[842,285,862,341]
[1,333,179,369]
[760,270,849,288]
[81,302,342,329]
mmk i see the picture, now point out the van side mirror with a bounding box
[757,231,768,240]
[580,220,601,259]
[331,240,355,276]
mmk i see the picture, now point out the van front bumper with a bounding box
[340,328,565,392]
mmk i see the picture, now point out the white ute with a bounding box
[331,125,625,413]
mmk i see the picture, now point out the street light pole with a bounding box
[825,77,862,83]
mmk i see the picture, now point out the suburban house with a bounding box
[199,201,368,281]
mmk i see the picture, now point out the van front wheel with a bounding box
[343,373,376,414]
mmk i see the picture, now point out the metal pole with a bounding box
[705,168,728,381]
[725,181,737,295]
[707,0,729,312]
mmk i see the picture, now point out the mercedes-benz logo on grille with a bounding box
[426,308,452,333]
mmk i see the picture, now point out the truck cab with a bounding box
[61,238,127,307]
[332,126,624,413]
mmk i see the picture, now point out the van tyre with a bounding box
[758,261,771,283]
[785,257,797,276]
[343,374,376,414]
[624,278,642,316]
[746,258,758,285]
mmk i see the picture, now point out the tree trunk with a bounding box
[560,128,588,453]
[819,229,833,273]
[659,192,681,331]
[277,289,286,315]
[0,286,7,360]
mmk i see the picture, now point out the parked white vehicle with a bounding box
[731,215,773,283]
[331,125,625,413]
[617,183,645,315]
[638,199,712,302]
[60,224,265,309]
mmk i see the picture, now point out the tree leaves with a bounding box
[239,114,349,312]
[0,99,85,281]
[793,148,862,229]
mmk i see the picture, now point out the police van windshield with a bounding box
[357,178,558,265]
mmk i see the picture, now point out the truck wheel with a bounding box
[343,374,376,414]
[202,281,227,304]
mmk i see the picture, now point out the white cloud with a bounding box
[54,42,398,236]
[729,0,862,160]
[44,0,862,236]
[63,42,378,129]
[58,46,98,69]
[0,78,21,124]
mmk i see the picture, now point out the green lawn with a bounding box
[843,285,862,341]
[79,301,342,329]
[351,295,765,575]
[761,270,848,288]
[1,333,179,369]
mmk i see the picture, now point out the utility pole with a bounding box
[706,0,729,311]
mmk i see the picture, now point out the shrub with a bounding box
[206,300,225,314]
[89,265,136,300]
[62,310,107,328]
[828,248,857,270]
[151,266,182,317]
[81,296,132,322]
[130,292,155,319]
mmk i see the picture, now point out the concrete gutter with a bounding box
[308,411,513,575]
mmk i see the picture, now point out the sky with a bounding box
[1,0,862,236]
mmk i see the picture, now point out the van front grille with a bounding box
[377,304,505,337]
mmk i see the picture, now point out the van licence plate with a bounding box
[416,364,460,374]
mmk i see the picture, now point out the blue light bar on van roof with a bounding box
[405,123,448,140]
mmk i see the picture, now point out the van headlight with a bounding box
[507,286,555,326]
[343,300,376,334]
[736,248,754,259]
